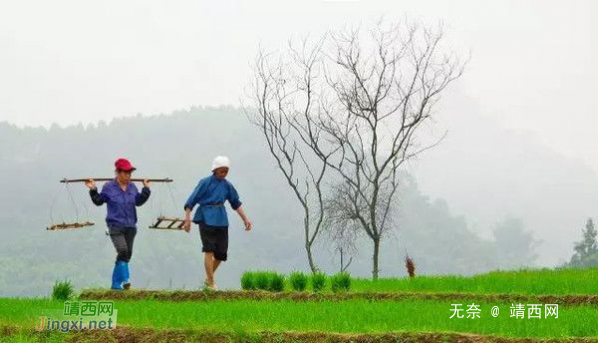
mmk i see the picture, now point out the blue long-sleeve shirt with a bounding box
[89,180,151,229]
[184,175,242,228]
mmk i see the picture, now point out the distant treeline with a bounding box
[0,107,538,296]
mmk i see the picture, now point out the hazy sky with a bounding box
[1,0,596,169]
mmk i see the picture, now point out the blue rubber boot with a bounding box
[111,261,126,290]
[123,262,131,290]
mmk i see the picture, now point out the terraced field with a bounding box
[1,268,597,342]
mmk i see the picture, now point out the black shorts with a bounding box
[198,222,229,261]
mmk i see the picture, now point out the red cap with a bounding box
[115,158,136,172]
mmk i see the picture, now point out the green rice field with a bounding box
[351,268,598,295]
[1,267,597,342]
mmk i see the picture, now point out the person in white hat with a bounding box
[183,156,252,289]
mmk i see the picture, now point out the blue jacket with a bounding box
[184,175,242,228]
[89,180,151,229]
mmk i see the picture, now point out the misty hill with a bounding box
[0,106,563,296]
[411,90,598,266]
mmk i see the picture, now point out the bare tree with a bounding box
[324,179,397,275]
[323,182,360,273]
[248,20,465,279]
[246,40,332,272]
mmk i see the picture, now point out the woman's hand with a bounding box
[142,179,151,188]
[183,219,192,233]
[244,219,252,231]
[85,179,96,190]
[235,207,252,231]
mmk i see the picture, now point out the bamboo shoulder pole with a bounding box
[60,178,173,183]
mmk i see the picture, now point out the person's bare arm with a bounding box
[183,208,193,233]
[235,206,252,231]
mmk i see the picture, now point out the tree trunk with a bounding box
[372,236,381,280]
[306,242,318,273]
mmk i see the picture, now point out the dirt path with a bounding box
[3,325,597,343]
[79,289,598,307]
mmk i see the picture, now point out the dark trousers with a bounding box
[198,222,229,261]
[108,227,137,263]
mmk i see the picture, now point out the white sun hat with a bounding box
[211,156,231,171]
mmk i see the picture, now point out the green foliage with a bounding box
[567,218,598,268]
[240,271,256,290]
[242,270,331,293]
[311,272,327,292]
[331,272,351,293]
[288,271,308,291]
[254,272,270,291]
[52,280,74,301]
[244,271,285,292]
[268,272,285,292]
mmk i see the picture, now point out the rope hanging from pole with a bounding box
[47,177,174,231]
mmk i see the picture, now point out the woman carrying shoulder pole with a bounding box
[85,158,151,290]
